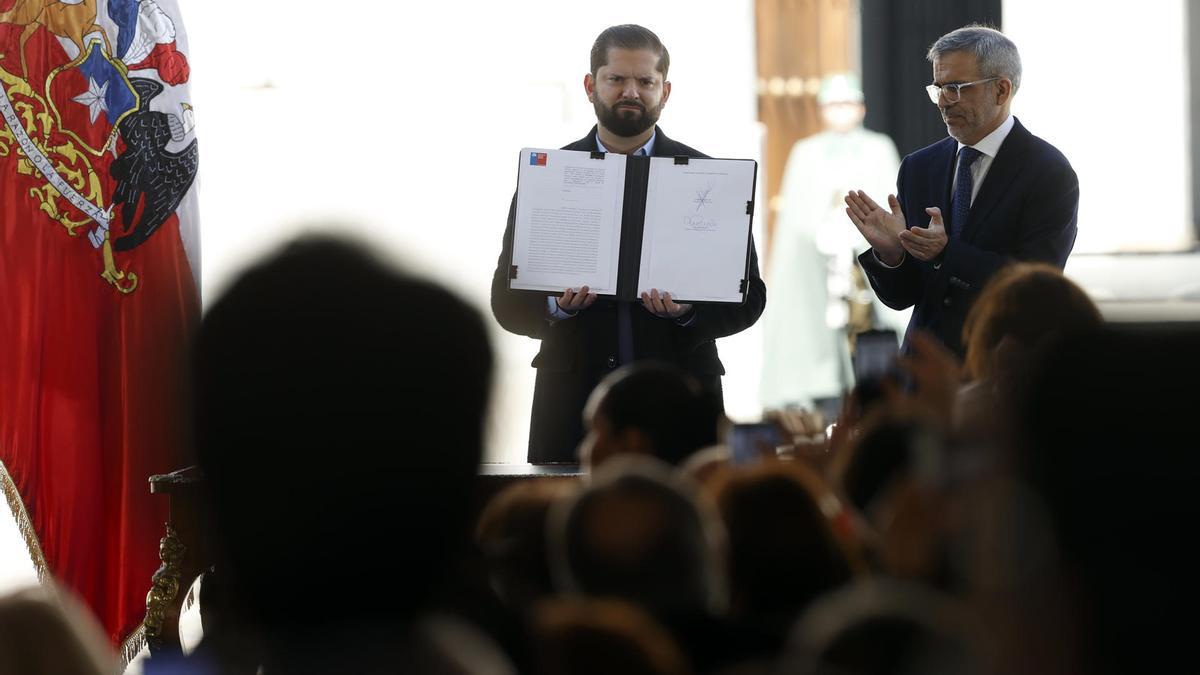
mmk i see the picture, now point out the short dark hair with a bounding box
[588,362,719,465]
[193,234,492,634]
[549,457,726,617]
[590,24,670,78]
[476,477,580,608]
[714,463,853,630]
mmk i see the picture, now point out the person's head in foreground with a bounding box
[192,234,493,667]
[579,362,720,471]
[548,455,728,619]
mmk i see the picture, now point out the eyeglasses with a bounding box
[925,77,1000,104]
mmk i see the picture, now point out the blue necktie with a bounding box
[950,146,982,240]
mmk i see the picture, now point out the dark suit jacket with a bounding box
[858,117,1078,356]
[491,126,767,463]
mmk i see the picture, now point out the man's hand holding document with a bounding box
[507,148,758,305]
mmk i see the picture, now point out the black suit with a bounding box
[492,126,767,463]
[858,117,1078,355]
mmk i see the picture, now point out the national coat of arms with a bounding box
[0,0,198,293]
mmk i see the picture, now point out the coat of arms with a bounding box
[0,0,198,293]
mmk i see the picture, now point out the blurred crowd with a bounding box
[1,238,1193,675]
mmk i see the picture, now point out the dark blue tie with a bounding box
[617,301,633,365]
[950,146,982,240]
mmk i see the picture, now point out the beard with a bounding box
[593,97,663,138]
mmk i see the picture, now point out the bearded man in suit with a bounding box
[492,24,766,464]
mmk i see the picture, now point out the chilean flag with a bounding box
[0,0,199,664]
[46,42,139,154]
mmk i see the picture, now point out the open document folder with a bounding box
[506,148,758,304]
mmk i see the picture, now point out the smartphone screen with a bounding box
[729,423,783,465]
[853,329,900,411]
[853,329,900,383]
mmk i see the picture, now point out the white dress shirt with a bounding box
[874,114,1015,268]
[952,113,1014,207]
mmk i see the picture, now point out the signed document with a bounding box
[508,148,757,304]
[638,157,757,302]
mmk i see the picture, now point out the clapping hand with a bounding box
[845,190,906,265]
[898,208,948,262]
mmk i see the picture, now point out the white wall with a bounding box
[184,1,761,462]
[1004,0,1193,253]
[0,0,764,593]
[0,501,37,594]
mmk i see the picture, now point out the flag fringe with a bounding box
[119,623,147,672]
[2,459,148,673]
[0,458,50,584]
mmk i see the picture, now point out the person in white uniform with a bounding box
[760,74,909,416]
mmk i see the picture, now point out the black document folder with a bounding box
[507,147,758,304]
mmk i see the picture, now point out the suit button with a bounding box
[943,298,952,307]
[607,356,616,368]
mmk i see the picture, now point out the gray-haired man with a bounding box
[845,25,1079,356]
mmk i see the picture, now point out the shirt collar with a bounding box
[957,113,1014,159]
[595,130,657,157]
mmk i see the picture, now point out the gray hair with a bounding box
[927,25,1022,92]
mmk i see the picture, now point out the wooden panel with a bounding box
[755,0,854,252]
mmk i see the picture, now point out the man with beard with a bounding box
[492,24,766,464]
[844,25,1078,357]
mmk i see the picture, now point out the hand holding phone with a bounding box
[728,422,784,465]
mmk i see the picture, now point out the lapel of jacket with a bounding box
[962,118,1030,242]
[648,126,675,157]
[930,138,956,222]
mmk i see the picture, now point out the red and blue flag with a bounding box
[0,0,199,663]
